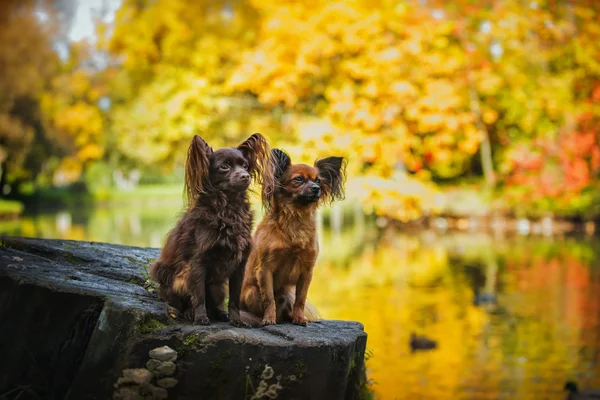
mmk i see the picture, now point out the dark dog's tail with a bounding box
[149,259,180,291]
[148,259,165,283]
[240,311,263,327]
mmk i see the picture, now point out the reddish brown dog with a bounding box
[241,149,346,326]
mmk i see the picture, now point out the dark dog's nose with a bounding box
[240,171,250,181]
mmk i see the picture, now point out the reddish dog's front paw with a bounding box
[261,317,276,326]
[292,317,307,327]
[194,315,210,325]
[230,319,251,329]
[292,309,307,326]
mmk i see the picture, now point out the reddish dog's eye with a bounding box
[315,177,321,184]
[220,163,230,171]
[293,176,304,183]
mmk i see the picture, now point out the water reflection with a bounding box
[312,231,600,400]
[2,203,182,248]
[2,206,599,399]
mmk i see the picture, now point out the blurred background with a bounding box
[1,0,600,398]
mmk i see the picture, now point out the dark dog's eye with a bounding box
[293,176,304,183]
[242,163,249,170]
[220,163,230,171]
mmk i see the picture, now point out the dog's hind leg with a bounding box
[157,286,190,320]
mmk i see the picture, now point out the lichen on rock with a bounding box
[149,346,177,362]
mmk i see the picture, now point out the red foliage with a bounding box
[504,113,600,204]
[592,84,600,102]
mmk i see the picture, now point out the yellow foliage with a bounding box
[76,0,600,220]
[54,157,83,186]
[78,144,104,162]
[354,172,442,222]
[224,0,494,212]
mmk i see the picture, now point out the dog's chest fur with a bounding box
[203,201,252,281]
[258,206,319,287]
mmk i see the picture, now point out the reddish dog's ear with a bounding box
[315,156,347,205]
[238,133,274,207]
[184,135,213,209]
[272,148,291,181]
[264,148,291,209]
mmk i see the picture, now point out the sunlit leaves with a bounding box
[0,0,59,182]
[98,0,600,218]
[106,0,262,166]
[40,42,106,184]
[226,0,490,218]
[502,114,600,215]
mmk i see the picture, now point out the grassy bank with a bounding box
[17,184,184,210]
[0,199,24,219]
[92,184,183,203]
[14,181,600,222]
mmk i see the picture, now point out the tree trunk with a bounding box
[457,20,495,188]
[468,87,495,187]
[0,161,7,196]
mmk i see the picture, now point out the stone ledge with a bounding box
[0,237,368,400]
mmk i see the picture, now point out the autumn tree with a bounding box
[227,0,600,217]
[95,0,600,218]
[40,41,107,185]
[104,0,265,170]
[0,0,60,191]
[480,1,600,214]
[225,0,489,219]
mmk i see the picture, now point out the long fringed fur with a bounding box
[184,135,213,210]
[238,133,276,209]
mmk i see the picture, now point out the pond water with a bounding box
[2,202,600,400]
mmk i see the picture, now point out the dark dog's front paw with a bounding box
[230,319,251,329]
[194,315,210,325]
[182,308,195,322]
[292,317,308,327]
[213,311,230,322]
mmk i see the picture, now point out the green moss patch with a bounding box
[137,318,167,334]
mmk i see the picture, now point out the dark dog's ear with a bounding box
[238,133,274,207]
[315,156,347,205]
[272,148,291,181]
[184,135,213,209]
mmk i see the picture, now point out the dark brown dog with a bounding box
[150,133,273,327]
[240,149,346,326]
